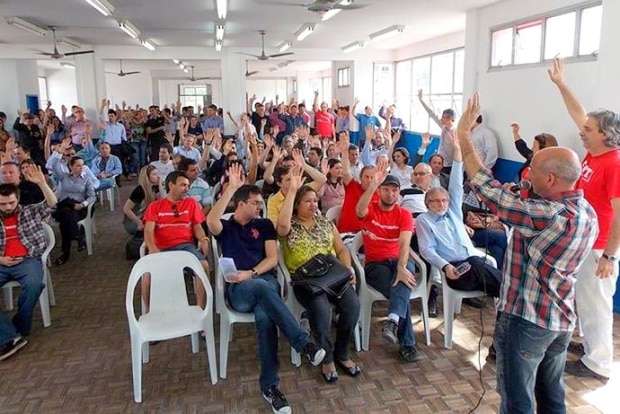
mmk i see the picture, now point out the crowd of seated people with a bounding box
[0,57,618,414]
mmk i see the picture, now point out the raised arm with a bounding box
[337,132,354,185]
[388,130,402,165]
[417,89,441,127]
[23,164,57,207]
[548,58,588,130]
[246,133,259,184]
[312,90,319,113]
[276,166,305,237]
[511,122,533,160]
[292,148,326,192]
[263,145,282,185]
[356,158,388,218]
[206,163,245,236]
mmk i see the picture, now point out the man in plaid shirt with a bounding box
[456,94,598,413]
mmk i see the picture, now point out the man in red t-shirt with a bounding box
[312,91,335,140]
[356,162,419,363]
[550,58,620,380]
[143,171,210,309]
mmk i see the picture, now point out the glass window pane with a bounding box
[515,21,542,64]
[579,5,602,55]
[195,87,207,95]
[395,60,411,127]
[38,77,48,103]
[412,56,430,96]
[453,49,464,93]
[183,87,195,95]
[544,12,576,59]
[429,95,453,134]
[410,100,429,133]
[373,63,394,108]
[491,28,513,66]
[431,52,454,94]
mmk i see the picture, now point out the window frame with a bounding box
[178,83,212,109]
[488,1,601,71]
[38,76,49,104]
[337,67,351,88]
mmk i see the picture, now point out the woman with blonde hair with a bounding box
[123,165,162,235]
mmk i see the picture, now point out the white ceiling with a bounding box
[1,0,501,52]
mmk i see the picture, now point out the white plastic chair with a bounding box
[2,222,55,327]
[125,251,217,403]
[97,174,119,211]
[348,233,431,351]
[429,249,497,349]
[277,248,362,366]
[325,205,342,224]
[255,179,264,189]
[77,202,95,255]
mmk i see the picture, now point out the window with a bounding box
[393,48,464,133]
[38,77,48,104]
[179,84,212,109]
[490,2,602,68]
[337,67,351,87]
[372,63,394,109]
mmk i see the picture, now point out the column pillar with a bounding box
[0,59,39,119]
[220,50,246,135]
[74,53,106,121]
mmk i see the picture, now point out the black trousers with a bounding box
[446,255,501,297]
[52,198,89,255]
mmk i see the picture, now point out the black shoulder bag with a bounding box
[291,253,352,299]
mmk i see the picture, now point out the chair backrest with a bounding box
[347,232,368,290]
[325,205,342,224]
[41,223,55,264]
[125,251,213,330]
[139,241,146,258]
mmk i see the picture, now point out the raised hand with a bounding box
[393,129,402,144]
[417,89,423,100]
[510,122,520,139]
[421,132,431,148]
[227,163,245,191]
[337,131,350,154]
[291,148,306,168]
[46,123,55,136]
[61,105,67,115]
[372,158,389,186]
[23,165,46,185]
[365,125,375,142]
[263,134,274,148]
[320,158,329,175]
[289,166,306,192]
[547,57,565,86]
[457,93,480,140]
[272,125,280,137]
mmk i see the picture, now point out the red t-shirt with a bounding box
[337,180,379,233]
[143,197,205,250]
[361,201,414,263]
[3,214,28,257]
[315,110,334,138]
[577,149,620,249]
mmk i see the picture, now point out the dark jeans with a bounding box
[109,144,125,175]
[471,228,507,270]
[0,311,18,346]
[226,272,310,392]
[0,257,44,336]
[364,260,416,347]
[495,312,572,414]
[52,198,89,256]
[130,141,147,173]
[294,284,360,364]
[447,256,501,297]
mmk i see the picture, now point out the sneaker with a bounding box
[302,342,326,366]
[399,345,422,363]
[0,337,28,361]
[567,341,585,357]
[382,319,399,344]
[262,385,292,414]
[565,360,609,381]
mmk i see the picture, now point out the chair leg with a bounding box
[3,286,14,311]
[354,321,362,352]
[361,298,372,351]
[204,313,218,384]
[443,286,453,349]
[219,317,231,379]
[131,338,143,403]
[455,297,463,315]
[39,284,51,328]
[108,188,115,212]
[142,342,150,363]
[46,268,56,307]
[191,333,199,353]
[85,222,93,255]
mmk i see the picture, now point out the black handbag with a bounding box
[291,253,352,298]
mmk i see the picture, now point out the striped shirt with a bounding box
[469,169,598,331]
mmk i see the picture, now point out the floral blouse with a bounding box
[282,214,336,273]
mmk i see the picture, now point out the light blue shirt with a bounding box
[361,144,388,166]
[173,146,201,162]
[355,113,382,141]
[90,154,123,177]
[46,151,100,190]
[187,177,212,207]
[102,121,127,145]
[47,152,96,205]
[200,115,224,133]
[416,161,478,269]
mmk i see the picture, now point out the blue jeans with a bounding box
[0,257,44,336]
[0,311,18,346]
[364,259,416,347]
[96,178,114,191]
[130,141,147,173]
[226,272,310,392]
[472,228,507,270]
[495,312,572,414]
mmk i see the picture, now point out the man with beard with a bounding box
[0,165,57,360]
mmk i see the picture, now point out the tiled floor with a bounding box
[1,182,618,413]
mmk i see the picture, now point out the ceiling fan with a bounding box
[245,60,260,77]
[184,66,218,82]
[237,30,294,61]
[37,27,94,59]
[106,59,141,77]
[256,0,366,13]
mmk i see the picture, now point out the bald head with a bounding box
[532,147,582,184]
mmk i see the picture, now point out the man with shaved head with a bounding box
[457,93,597,413]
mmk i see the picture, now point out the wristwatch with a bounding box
[602,253,618,262]
[251,268,258,278]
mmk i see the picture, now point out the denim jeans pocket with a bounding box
[515,317,551,360]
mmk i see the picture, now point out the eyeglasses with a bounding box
[413,172,430,176]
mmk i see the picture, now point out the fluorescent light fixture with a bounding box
[342,41,365,53]
[5,17,48,37]
[369,25,405,42]
[59,38,82,50]
[183,68,189,73]
[141,39,156,51]
[179,63,185,69]
[278,41,291,52]
[172,59,180,64]
[119,20,140,39]
[215,40,223,52]
[61,62,75,69]
[322,9,341,21]
[216,0,227,20]
[216,24,225,41]
[295,24,315,41]
[269,67,278,72]
[85,0,115,17]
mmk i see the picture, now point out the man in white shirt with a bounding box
[150,143,175,181]
[173,133,201,162]
[470,114,498,169]
[348,144,363,182]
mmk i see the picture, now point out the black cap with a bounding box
[381,174,401,188]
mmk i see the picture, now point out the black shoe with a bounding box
[565,360,608,381]
[0,337,28,361]
[336,360,361,377]
[399,345,422,363]
[486,344,496,362]
[463,298,486,309]
[302,342,326,366]
[54,253,70,266]
[262,385,292,414]
[567,341,585,357]
[77,237,86,252]
[321,367,339,384]
[382,319,399,344]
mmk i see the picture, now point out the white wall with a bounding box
[45,67,78,112]
[0,60,20,119]
[332,60,354,105]
[105,72,153,108]
[464,0,618,161]
[246,79,288,105]
[353,59,374,110]
[297,69,331,107]
[393,31,465,61]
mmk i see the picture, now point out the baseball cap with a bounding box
[381,175,401,188]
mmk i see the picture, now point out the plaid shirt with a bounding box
[0,202,50,257]
[470,170,598,331]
